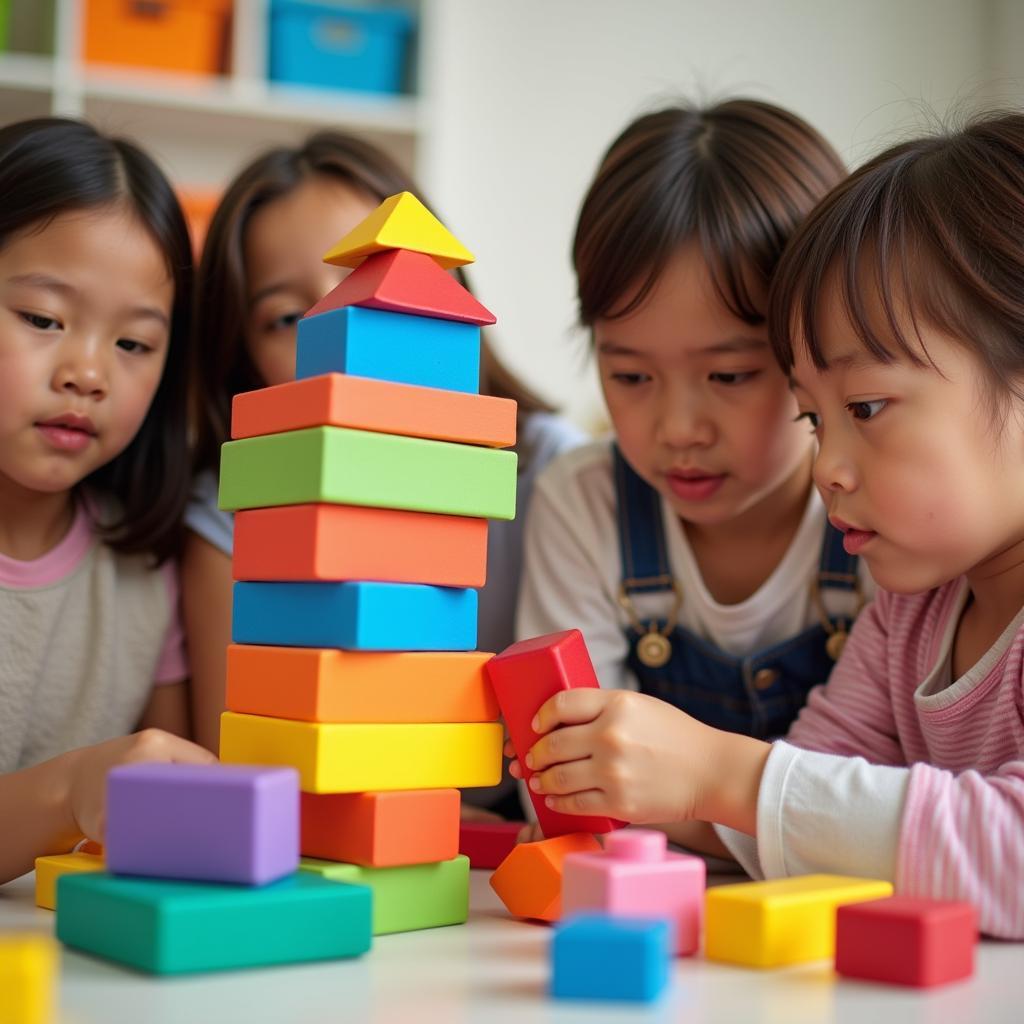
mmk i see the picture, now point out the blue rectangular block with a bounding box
[552,914,672,1003]
[296,306,480,393]
[232,580,478,650]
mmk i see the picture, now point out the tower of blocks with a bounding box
[218,192,514,935]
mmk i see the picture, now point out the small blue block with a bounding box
[295,306,481,393]
[552,913,672,1003]
[231,580,478,650]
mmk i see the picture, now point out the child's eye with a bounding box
[709,371,759,385]
[793,410,820,432]
[20,312,61,331]
[268,312,302,332]
[848,399,887,421]
[116,338,152,354]
[611,372,652,386]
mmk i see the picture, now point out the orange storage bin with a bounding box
[84,0,232,76]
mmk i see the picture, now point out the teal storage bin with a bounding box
[269,1,413,94]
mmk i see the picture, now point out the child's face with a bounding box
[244,175,377,387]
[0,206,173,499]
[595,243,813,528]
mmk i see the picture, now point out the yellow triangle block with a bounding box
[322,192,475,269]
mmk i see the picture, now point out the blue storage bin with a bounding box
[269,1,413,94]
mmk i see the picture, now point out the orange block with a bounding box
[233,504,488,586]
[231,373,516,448]
[301,790,460,867]
[490,833,602,922]
[225,645,500,723]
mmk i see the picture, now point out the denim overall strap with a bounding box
[614,445,673,594]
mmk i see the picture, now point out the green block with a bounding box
[300,855,469,935]
[56,871,371,975]
[219,426,517,519]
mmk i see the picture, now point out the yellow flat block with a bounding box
[0,933,57,1024]
[705,874,894,967]
[34,852,104,911]
[220,713,502,793]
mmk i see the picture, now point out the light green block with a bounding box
[300,855,469,934]
[219,426,517,519]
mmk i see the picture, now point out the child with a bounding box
[515,112,1024,938]
[518,101,870,739]
[0,118,215,885]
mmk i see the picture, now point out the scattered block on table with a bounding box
[231,580,477,651]
[489,833,602,922]
[835,897,978,988]
[35,851,104,910]
[301,855,469,935]
[301,789,460,866]
[225,645,499,723]
[105,763,299,886]
[56,871,371,975]
[552,913,671,1003]
[231,373,516,447]
[220,714,503,793]
[0,932,57,1024]
[306,248,495,324]
[485,629,623,837]
[562,828,705,955]
[218,425,517,520]
[321,191,474,270]
[705,874,894,967]
[459,820,525,869]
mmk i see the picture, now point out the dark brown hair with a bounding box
[192,131,553,475]
[573,100,846,326]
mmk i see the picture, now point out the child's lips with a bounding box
[666,469,727,502]
[830,516,877,555]
[36,414,98,453]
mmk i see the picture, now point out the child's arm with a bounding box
[137,681,190,737]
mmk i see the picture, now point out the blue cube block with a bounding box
[232,580,478,650]
[295,306,480,393]
[552,914,672,1003]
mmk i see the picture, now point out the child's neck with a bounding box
[0,481,76,561]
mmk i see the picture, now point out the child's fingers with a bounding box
[508,757,523,779]
[541,789,607,817]
[528,757,595,797]
[525,723,593,772]
[532,689,610,735]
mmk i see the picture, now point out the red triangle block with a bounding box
[304,249,496,325]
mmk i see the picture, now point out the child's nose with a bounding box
[657,395,714,449]
[54,343,108,399]
[813,431,856,493]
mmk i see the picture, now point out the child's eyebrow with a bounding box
[10,272,168,327]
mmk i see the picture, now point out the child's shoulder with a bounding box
[533,436,616,506]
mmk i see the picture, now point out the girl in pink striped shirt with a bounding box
[511,112,1024,938]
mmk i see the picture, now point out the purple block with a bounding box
[105,763,299,885]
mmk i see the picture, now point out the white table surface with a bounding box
[0,869,1020,1024]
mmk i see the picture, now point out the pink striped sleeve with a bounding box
[154,560,188,685]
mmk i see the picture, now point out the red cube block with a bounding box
[459,820,524,869]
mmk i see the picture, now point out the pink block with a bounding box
[561,829,705,955]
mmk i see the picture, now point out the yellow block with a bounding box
[220,712,502,793]
[705,874,894,967]
[0,933,57,1024]
[321,192,474,269]
[34,852,104,911]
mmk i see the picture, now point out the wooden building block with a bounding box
[233,504,488,587]
[225,645,499,723]
[704,874,894,967]
[489,833,602,922]
[231,580,477,651]
[220,713,503,793]
[230,372,516,447]
[0,933,57,1024]
[485,630,624,837]
[301,855,470,935]
[301,789,460,866]
[56,872,371,975]
[218,425,517,520]
[459,820,524,869]
[35,852,104,910]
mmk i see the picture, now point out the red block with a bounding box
[459,820,525,869]
[485,630,623,838]
[305,249,496,325]
[835,897,978,988]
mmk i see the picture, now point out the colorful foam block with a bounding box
[0,933,57,1024]
[489,833,602,922]
[485,630,623,837]
[35,851,104,910]
[231,580,477,651]
[321,191,474,269]
[562,829,705,955]
[233,504,488,587]
[230,373,516,447]
[105,763,299,885]
[218,425,517,520]
[459,820,525,869]
[301,855,470,935]
[306,248,495,324]
[704,874,894,967]
[220,713,503,793]
[301,789,460,866]
[552,914,671,1003]
[56,872,371,975]
[835,897,978,988]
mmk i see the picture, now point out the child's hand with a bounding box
[517,822,544,844]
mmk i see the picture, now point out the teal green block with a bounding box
[218,426,517,519]
[56,871,371,974]
[300,855,469,935]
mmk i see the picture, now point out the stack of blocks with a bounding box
[217,192,514,935]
